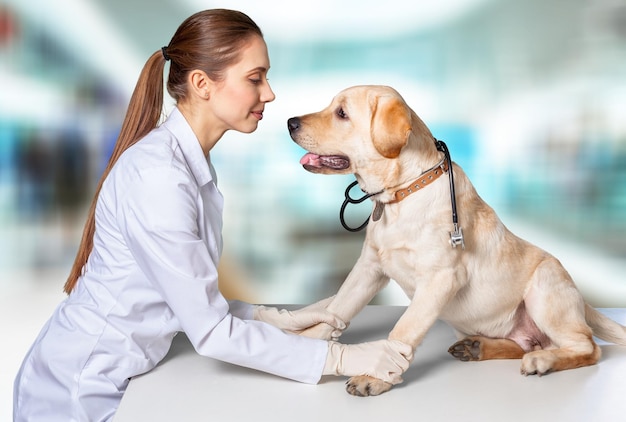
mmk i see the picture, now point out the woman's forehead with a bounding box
[233,35,270,73]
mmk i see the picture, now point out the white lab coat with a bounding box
[13,107,328,422]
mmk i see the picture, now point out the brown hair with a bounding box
[64,9,263,293]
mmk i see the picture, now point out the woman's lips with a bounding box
[251,110,264,120]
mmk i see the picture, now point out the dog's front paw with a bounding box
[298,322,336,340]
[448,337,482,361]
[345,376,393,397]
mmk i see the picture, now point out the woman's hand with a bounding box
[322,339,413,385]
[253,300,346,334]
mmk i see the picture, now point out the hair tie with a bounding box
[161,46,171,61]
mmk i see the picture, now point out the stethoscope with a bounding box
[338,139,464,249]
[339,181,381,232]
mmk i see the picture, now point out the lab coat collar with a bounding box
[161,107,213,187]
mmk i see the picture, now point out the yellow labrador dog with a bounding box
[287,85,626,397]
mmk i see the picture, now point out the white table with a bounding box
[114,306,626,421]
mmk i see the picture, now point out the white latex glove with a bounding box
[253,305,346,334]
[296,296,348,340]
[322,340,413,385]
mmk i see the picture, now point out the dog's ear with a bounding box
[370,96,412,159]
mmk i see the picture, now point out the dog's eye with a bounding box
[336,107,348,120]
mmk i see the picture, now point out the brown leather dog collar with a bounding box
[387,158,449,204]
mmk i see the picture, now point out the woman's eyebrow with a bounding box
[248,66,269,73]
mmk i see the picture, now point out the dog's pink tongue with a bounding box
[300,153,321,167]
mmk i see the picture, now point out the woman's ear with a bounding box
[188,69,212,100]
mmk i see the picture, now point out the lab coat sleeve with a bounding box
[117,166,327,384]
[228,300,253,320]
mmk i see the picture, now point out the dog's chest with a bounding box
[368,216,446,281]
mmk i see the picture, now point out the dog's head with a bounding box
[288,85,437,191]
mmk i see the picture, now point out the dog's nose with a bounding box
[287,117,300,134]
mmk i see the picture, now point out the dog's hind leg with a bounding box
[520,257,601,376]
[519,338,601,376]
[448,336,525,361]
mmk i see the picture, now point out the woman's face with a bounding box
[209,35,275,134]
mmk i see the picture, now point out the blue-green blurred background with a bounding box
[1,1,626,409]
[2,0,626,301]
[2,0,626,303]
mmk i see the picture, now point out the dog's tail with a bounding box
[585,304,626,345]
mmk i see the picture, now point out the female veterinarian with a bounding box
[13,9,412,421]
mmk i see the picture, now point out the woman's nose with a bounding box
[262,81,276,103]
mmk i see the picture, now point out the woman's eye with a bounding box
[337,108,348,119]
[249,78,261,85]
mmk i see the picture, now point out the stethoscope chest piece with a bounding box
[450,223,465,249]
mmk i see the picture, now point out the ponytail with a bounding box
[63,51,166,293]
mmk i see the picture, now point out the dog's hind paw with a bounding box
[520,351,557,376]
[448,337,482,361]
[346,376,393,397]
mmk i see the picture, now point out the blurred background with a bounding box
[2,0,626,415]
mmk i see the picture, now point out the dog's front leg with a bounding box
[299,246,388,340]
[346,268,464,396]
